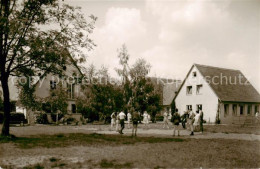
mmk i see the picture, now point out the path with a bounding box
[7,124,260,141]
[75,127,260,141]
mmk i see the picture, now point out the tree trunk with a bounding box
[1,77,11,136]
[56,112,58,124]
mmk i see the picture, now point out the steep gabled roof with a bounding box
[195,64,260,103]
[174,64,260,103]
[163,83,181,105]
[148,77,182,105]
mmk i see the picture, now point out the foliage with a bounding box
[115,45,162,118]
[156,115,164,122]
[77,64,124,122]
[64,117,76,124]
[0,0,96,135]
[46,85,68,114]
[10,112,26,123]
[36,113,49,124]
[50,113,63,122]
[18,77,40,110]
[215,102,221,124]
[171,101,176,115]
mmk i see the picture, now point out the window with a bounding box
[196,104,202,112]
[72,104,76,113]
[247,105,251,115]
[240,105,244,115]
[50,81,56,90]
[224,104,229,117]
[192,71,197,77]
[186,105,192,111]
[196,85,203,94]
[186,86,192,95]
[67,83,75,99]
[232,104,237,116]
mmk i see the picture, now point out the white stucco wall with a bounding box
[175,66,219,123]
[7,76,20,101]
[35,63,82,99]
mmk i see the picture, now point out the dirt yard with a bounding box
[0,124,260,168]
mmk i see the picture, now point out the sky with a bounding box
[66,0,260,92]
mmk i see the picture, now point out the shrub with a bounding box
[51,113,64,122]
[82,110,99,123]
[65,117,76,124]
[10,112,27,124]
[36,113,49,124]
[156,115,164,121]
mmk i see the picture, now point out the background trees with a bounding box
[76,65,124,123]
[0,0,96,136]
[115,45,162,118]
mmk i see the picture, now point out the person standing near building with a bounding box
[115,112,120,132]
[143,111,149,128]
[194,111,200,131]
[168,108,172,122]
[119,110,126,134]
[110,112,116,130]
[163,109,170,129]
[189,108,196,136]
[171,109,181,136]
[132,110,139,136]
[181,111,189,129]
[127,111,132,129]
[199,109,204,133]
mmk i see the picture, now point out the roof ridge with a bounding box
[194,63,240,72]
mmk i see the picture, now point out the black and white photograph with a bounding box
[0,0,260,168]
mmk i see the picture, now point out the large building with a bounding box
[173,64,260,124]
[0,54,84,123]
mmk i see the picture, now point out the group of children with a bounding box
[110,108,204,137]
[110,109,141,136]
[164,108,204,136]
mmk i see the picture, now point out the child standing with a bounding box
[171,109,181,136]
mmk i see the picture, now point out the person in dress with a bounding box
[110,112,116,130]
[143,111,149,128]
[171,109,181,136]
[168,109,172,123]
[118,111,126,134]
[189,109,196,136]
[115,112,120,132]
[163,109,170,129]
[127,111,132,129]
[132,110,139,136]
[194,111,200,132]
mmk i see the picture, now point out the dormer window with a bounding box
[192,71,197,77]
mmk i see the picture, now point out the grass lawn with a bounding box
[0,133,184,149]
[203,124,260,135]
[0,133,259,168]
